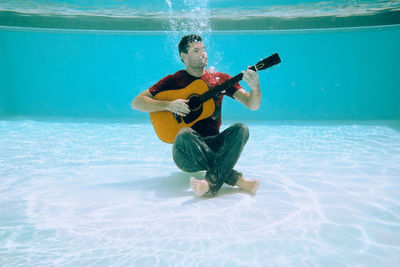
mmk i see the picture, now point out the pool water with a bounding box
[1,119,399,266]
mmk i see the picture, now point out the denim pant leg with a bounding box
[172,127,215,173]
[205,123,249,186]
[173,127,224,195]
[172,123,249,195]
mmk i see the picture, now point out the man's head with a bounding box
[178,34,203,55]
[178,34,207,68]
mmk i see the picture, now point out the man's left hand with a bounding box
[241,69,260,90]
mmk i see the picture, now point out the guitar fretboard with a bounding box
[199,72,244,102]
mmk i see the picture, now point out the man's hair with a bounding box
[178,34,203,55]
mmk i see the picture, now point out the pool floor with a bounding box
[1,119,399,266]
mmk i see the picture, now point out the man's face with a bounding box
[182,41,207,68]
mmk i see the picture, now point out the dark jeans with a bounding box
[172,123,249,195]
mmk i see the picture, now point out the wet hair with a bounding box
[178,34,203,56]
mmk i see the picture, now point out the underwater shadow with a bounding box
[99,172,192,198]
[386,120,400,132]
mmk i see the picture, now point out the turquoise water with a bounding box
[1,0,400,266]
[1,25,400,120]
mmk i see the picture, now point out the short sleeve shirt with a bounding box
[149,69,241,137]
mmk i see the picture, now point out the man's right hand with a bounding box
[167,99,190,117]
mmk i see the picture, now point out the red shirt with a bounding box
[149,69,241,137]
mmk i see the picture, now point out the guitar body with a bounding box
[150,79,216,143]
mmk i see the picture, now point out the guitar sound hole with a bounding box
[188,95,201,111]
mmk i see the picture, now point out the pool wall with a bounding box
[0,25,399,120]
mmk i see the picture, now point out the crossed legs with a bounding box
[173,123,260,196]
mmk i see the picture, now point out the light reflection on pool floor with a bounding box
[1,119,399,266]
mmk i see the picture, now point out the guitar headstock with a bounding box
[249,53,281,71]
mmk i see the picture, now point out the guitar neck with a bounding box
[200,69,250,102]
[198,53,280,103]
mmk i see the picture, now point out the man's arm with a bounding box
[131,89,190,117]
[233,69,262,111]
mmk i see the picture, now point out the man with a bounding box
[131,34,261,197]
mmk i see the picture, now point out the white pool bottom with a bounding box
[1,119,399,266]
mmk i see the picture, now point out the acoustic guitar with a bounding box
[150,53,281,143]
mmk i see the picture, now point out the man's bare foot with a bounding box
[190,177,209,197]
[236,177,260,194]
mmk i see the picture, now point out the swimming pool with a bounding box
[1,1,400,266]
